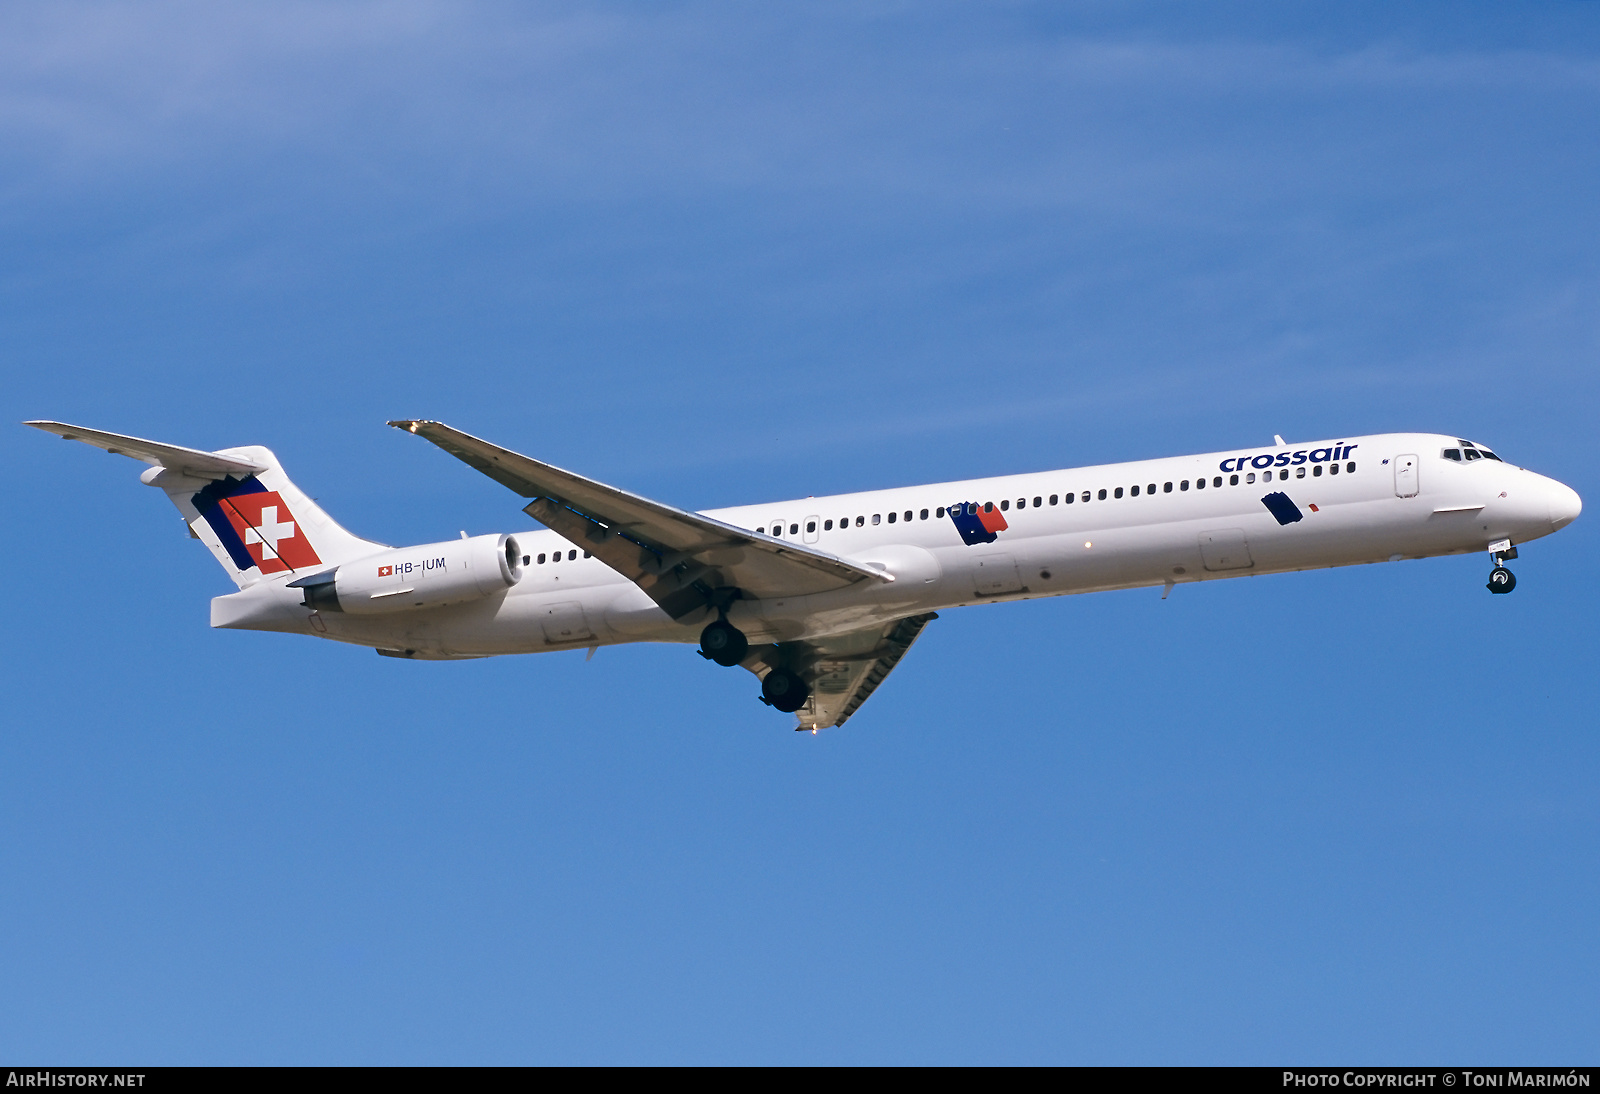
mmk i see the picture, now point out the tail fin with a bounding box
[26,421,385,587]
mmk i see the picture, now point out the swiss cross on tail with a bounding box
[219,491,321,573]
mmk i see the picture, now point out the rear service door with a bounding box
[1394,454,1419,498]
[540,601,595,645]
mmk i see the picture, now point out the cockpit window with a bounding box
[1446,440,1504,462]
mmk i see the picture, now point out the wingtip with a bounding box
[386,419,428,433]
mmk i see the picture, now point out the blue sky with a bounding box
[3,1,1597,1064]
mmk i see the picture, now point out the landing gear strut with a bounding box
[699,619,749,666]
[1487,542,1518,594]
[761,668,810,713]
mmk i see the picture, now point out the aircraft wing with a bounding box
[389,419,890,618]
[759,612,938,731]
[24,421,268,478]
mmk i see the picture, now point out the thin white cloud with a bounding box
[1,2,1595,215]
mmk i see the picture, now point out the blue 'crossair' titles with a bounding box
[1260,492,1304,526]
[1220,444,1358,473]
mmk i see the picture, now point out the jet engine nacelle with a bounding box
[290,533,523,615]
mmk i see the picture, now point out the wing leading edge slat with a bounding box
[389,419,889,616]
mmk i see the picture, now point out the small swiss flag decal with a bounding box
[378,565,394,577]
[220,491,321,574]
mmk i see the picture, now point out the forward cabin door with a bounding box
[1394,454,1419,498]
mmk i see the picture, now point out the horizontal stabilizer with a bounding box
[24,420,268,479]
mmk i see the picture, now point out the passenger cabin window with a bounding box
[1296,466,1306,478]
[1246,472,1256,484]
[1347,462,1356,472]
[1313,465,1323,477]
[1163,482,1173,493]
[1181,480,1190,491]
[1049,494,1058,505]
[1033,496,1042,508]
[936,507,945,517]
[824,519,833,530]
[1000,500,1009,511]
[1114,487,1123,499]
[537,553,546,564]
[1130,485,1140,496]
[1147,483,1156,494]
[872,514,881,525]
[569,550,577,560]
[887,511,897,523]
[856,516,865,527]
[1082,491,1091,502]
[905,510,913,521]
[1329,463,1339,475]
[919,509,929,520]
[806,521,816,533]
[1216,476,1226,487]
[1195,478,1205,490]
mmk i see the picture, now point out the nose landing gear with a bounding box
[1486,541,1518,594]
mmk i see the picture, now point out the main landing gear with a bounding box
[760,668,810,714]
[697,614,812,715]
[1487,542,1518,594]
[699,618,749,666]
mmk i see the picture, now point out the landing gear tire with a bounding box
[699,620,749,666]
[1487,566,1517,594]
[762,669,810,713]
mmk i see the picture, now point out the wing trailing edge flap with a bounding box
[757,612,938,732]
[389,419,889,618]
[24,420,268,479]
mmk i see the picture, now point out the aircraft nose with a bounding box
[1549,480,1582,531]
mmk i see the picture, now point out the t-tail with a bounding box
[25,421,385,586]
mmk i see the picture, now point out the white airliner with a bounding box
[28,419,1581,731]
